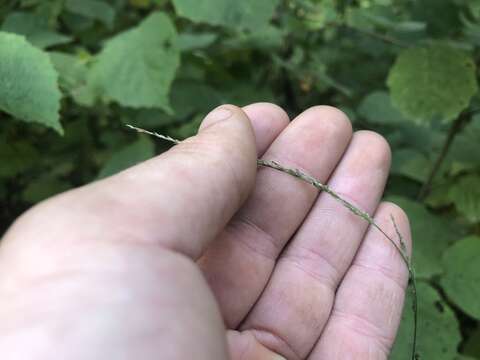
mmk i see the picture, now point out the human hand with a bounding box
[0,104,411,360]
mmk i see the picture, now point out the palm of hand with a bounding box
[0,104,410,360]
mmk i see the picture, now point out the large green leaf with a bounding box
[387,44,478,123]
[441,236,480,320]
[388,196,461,278]
[89,12,179,111]
[0,32,62,133]
[172,0,280,29]
[448,174,480,223]
[97,137,155,179]
[390,282,461,360]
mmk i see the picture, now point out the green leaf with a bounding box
[390,281,461,360]
[447,115,480,174]
[0,32,62,133]
[358,91,408,125]
[49,52,96,106]
[1,12,72,49]
[448,174,480,223]
[89,12,179,111]
[441,236,480,319]
[177,32,217,51]
[172,0,280,29]
[97,137,155,179]
[387,44,478,123]
[388,196,461,278]
[391,148,430,182]
[64,0,116,28]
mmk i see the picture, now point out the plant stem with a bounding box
[258,159,418,360]
[417,111,471,200]
[343,25,409,48]
[127,125,419,360]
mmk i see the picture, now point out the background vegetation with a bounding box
[1,0,480,358]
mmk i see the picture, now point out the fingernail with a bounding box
[270,355,287,360]
[200,106,233,130]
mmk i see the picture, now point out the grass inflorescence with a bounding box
[126,124,419,360]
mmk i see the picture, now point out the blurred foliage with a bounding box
[1,0,480,358]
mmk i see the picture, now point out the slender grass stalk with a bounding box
[126,124,419,360]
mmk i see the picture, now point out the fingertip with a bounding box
[242,103,290,155]
[199,104,250,132]
[243,102,290,128]
[182,104,257,205]
[298,105,353,139]
[354,130,392,170]
[198,104,257,165]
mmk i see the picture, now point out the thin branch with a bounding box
[417,110,476,200]
[258,159,413,269]
[343,25,409,48]
[127,124,419,360]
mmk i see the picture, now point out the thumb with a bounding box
[2,105,257,261]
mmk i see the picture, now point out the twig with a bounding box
[343,25,409,48]
[417,110,476,200]
[126,124,419,360]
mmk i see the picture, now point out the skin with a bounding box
[0,104,411,360]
